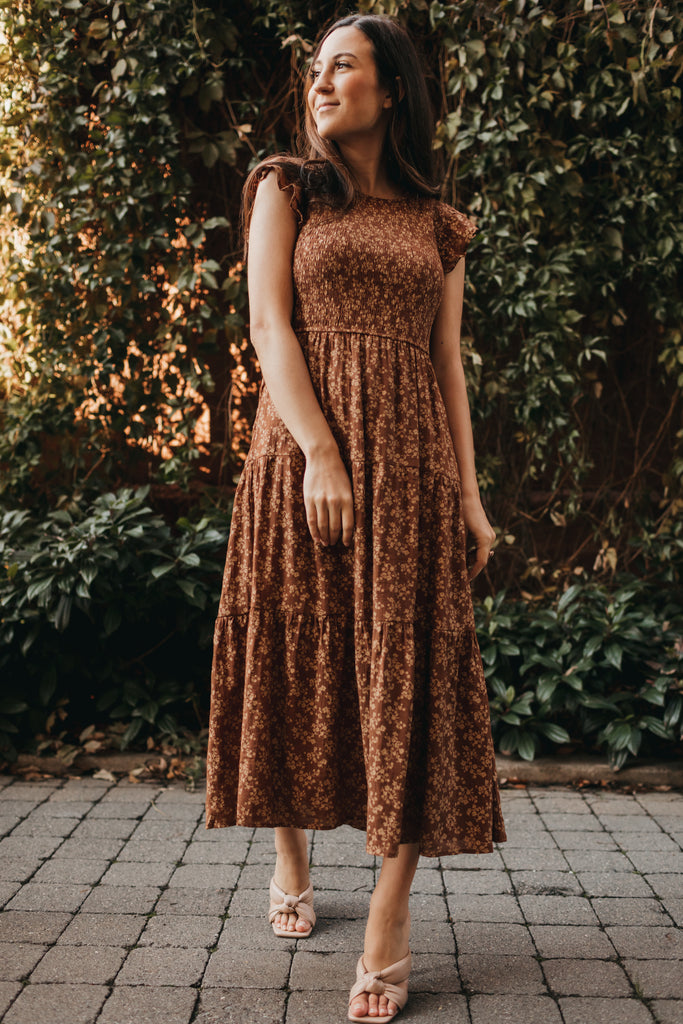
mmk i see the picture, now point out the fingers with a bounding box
[305,495,355,547]
[341,500,355,547]
[306,507,322,546]
[303,454,354,547]
[467,549,488,581]
[317,502,330,546]
[468,540,495,581]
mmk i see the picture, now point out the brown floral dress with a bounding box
[205,165,507,858]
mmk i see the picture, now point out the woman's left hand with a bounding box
[462,494,496,581]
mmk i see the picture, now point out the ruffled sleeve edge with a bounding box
[433,200,480,275]
[244,162,305,239]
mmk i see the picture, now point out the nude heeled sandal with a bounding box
[268,876,316,937]
[347,951,412,1023]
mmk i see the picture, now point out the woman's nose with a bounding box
[312,67,333,92]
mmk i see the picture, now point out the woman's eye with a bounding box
[309,60,351,81]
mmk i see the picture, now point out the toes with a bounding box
[295,917,311,934]
[368,993,379,1016]
[350,995,369,1017]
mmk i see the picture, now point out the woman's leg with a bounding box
[350,842,420,1019]
[272,826,312,933]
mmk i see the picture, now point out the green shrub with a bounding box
[477,567,683,768]
[0,487,229,761]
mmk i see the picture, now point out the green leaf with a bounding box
[537,677,558,703]
[151,563,175,579]
[178,552,201,567]
[25,578,53,602]
[537,723,571,744]
[517,732,537,761]
[176,579,197,599]
[0,697,29,715]
[642,717,673,740]
[608,723,633,750]
[88,19,110,38]
[557,584,581,613]
[604,643,623,671]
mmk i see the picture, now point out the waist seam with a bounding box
[294,325,430,353]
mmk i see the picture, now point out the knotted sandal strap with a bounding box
[268,877,316,928]
[348,952,412,1017]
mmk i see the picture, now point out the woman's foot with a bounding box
[349,896,411,1018]
[272,828,312,934]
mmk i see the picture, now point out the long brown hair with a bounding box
[241,14,440,244]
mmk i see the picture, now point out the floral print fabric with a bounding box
[205,166,507,857]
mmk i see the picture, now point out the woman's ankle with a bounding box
[273,829,310,892]
[274,826,308,856]
[368,895,410,928]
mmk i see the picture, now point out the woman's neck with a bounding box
[337,140,395,198]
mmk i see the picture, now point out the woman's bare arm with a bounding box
[247,171,354,546]
[430,258,495,580]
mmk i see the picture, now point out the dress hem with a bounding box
[204,813,506,859]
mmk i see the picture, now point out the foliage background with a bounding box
[1,0,682,769]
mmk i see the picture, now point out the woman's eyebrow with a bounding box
[311,51,358,68]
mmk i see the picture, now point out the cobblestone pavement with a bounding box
[0,774,681,1024]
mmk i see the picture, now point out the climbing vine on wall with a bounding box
[1,0,682,591]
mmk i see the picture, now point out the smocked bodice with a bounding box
[292,196,446,350]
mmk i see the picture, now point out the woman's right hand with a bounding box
[303,447,355,547]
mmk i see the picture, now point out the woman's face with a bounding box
[307,26,392,145]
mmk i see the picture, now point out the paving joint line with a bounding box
[2,775,121,1021]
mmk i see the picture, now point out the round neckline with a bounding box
[357,191,412,203]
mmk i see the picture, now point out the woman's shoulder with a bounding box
[244,155,306,229]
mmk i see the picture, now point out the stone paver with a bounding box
[649,1001,683,1024]
[194,989,286,1024]
[29,944,127,983]
[138,913,222,948]
[542,957,632,996]
[622,957,683,998]
[0,941,47,980]
[447,893,524,923]
[530,924,617,959]
[98,985,198,1024]
[459,953,546,993]
[0,777,679,1024]
[469,994,563,1023]
[558,996,655,1023]
[607,925,683,959]
[116,947,209,986]
[2,982,109,1024]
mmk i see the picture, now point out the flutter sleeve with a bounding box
[244,162,305,244]
[433,200,479,274]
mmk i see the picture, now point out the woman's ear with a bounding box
[383,77,405,109]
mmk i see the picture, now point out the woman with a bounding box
[205,12,507,1022]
